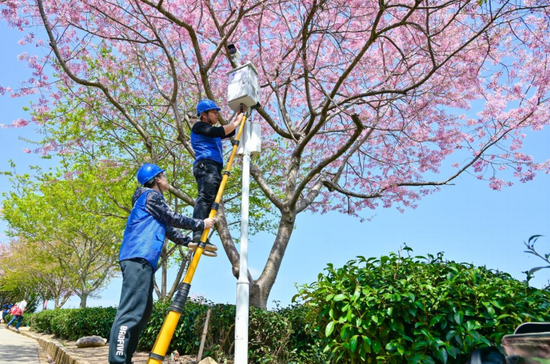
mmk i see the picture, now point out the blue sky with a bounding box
[1,22,549,310]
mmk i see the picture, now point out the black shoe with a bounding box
[188,239,218,252]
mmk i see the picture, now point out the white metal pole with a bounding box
[235,122,251,364]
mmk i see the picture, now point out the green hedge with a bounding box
[137,299,210,354]
[296,249,550,363]
[194,303,297,363]
[28,249,548,363]
[28,299,319,363]
[274,302,328,363]
[30,307,117,340]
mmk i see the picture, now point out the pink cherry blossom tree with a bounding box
[1,0,550,308]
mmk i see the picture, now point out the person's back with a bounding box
[118,186,187,270]
[17,299,27,312]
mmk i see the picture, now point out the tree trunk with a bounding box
[79,293,88,308]
[250,212,296,308]
[166,248,190,300]
[160,246,167,299]
[249,280,270,309]
[55,293,72,308]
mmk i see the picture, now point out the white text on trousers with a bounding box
[116,325,128,355]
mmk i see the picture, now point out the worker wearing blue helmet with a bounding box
[189,99,246,255]
[109,163,214,364]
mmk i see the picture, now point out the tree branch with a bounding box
[37,0,157,161]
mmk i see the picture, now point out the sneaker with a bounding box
[188,239,218,252]
[6,325,10,329]
[14,328,20,333]
[201,250,218,258]
[189,244,218,258]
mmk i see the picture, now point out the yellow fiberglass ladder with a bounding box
[147,107,250,364]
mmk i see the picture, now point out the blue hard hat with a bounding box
[136,163,165,185]
[197,99,220,116]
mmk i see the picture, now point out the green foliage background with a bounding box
[296,248,550,363]
[26,249,550,363]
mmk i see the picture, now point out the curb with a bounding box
[15,327,203,363]
[19,328,78,364]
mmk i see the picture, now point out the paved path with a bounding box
[0,324,50,364]
[1,323,205,363]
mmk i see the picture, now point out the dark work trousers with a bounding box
[109,258,154,364]
[192,160,222,241]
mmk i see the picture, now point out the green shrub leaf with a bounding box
[325,321,336,337]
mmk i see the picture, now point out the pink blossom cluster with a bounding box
[0,0,548,218]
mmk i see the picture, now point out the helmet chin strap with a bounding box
[204,112,215,125]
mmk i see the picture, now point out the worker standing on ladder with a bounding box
[189,99,246,257]
[108,163,215,364]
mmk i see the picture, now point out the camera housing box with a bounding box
[227,62,260,112]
